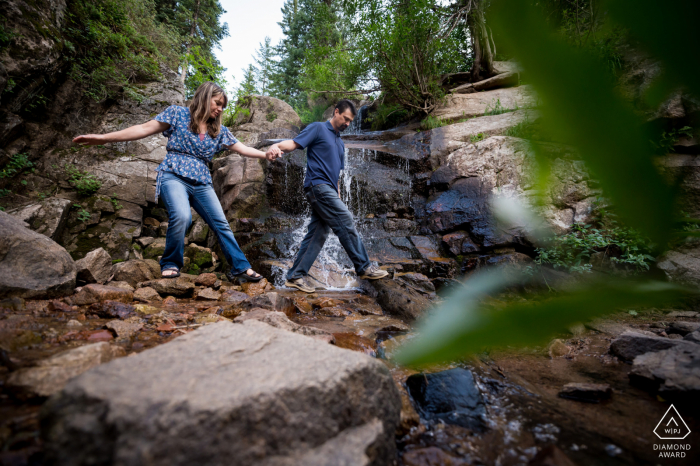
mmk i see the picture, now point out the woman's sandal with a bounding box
[227,268,263,284]
[161,268,181,279]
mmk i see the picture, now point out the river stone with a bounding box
[73,284,134,306]
[87,301,135,319]
[42,321,400,466]
[105,320,143,338]
[194,272,218,287]
[184,243,213,269]
[629,343,700,399]
[667,321,700,336]
[138,277,195,297]
[234,308,334,344]
[369,278,432,321]
[220,289,249,304]
[558,383,612,403]
[75,248,114,284]
[195,287,221,301]
[133,286,162,302]
[6,342,120,398]
[610,330,685,362]
[405,368,486,431]
[112,259,161,287]
[7,197,72,240]
[240,292,295,317]
[0,211,77,299]
[684,331,700,344]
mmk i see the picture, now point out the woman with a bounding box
[73,82,279,282]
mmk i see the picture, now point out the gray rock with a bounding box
[558,383,612,403]
[232,95,302,133]
[6,343,121,398]
[133,286,162,302]
[42,321,400,466]
[240,292,295,316]
[234,309,334,344]
[188,217,209,244]
[139,277,195,297]
[107,281,135,292]
[105,320,143,338]
[195,287,221,301]
[432,85,538,121]
[630,343,700,399]
[610,330,684,362]
[112,259,161,287]
[75,248,114,284]
[684,330,700,344]
[369,278,432,321]
[73,284,134,306]
[0,211,77,299]
[667,321,700,336]
[7,197,72,240]
[657,244,700,288]
[665,310,699,318]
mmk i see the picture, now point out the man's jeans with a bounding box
[287,183,371,279]
[159,171,251,274]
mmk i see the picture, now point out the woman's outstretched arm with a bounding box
[229,141,274,160]
[73,120,170,146]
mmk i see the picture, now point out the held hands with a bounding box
[72,134,107,146]
[265,144,283,161]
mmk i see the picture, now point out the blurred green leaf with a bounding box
[489,0,677,247]
[395,272,690,367]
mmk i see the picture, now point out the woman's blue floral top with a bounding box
[153,105,237,201]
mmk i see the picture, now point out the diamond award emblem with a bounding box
[654,405,690,440]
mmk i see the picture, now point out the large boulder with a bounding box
[610,330,682,362]
[629,343,700,401]
[212,154,266,219]
[112,259,161,287]
[42,321,401,466]
[368,277,433,322]
[7,197,72,240]
[656,240,700,288]
[0,211,76,299]
[232,95,302,135]
[432,85,538,121]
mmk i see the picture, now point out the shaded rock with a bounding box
[405,368,486,431]
[442,231,479,255]
[42,321,400,466]
[48,300,72,312]
[105,320,143,338]
[139,278,195,297]
[143,237,167,260]
[666,310,699,318]
[75,248,114,285]
[7,197,72,240]
[6,343,121,398]
[292,297,313,314]
[316,306,351,317]
[0,297,26,311]
[136,236,155,248]
[87,301,135,319]
[73,284,134,306]
[195,287,221,301]
[667,321,700,336]
[241,292,295,317]
[185,243,213,270]
[188,217,209,244]
[133,286,162,302]
[0,211,77,299]
[397,272,436,298]
[234,309,334,344]
[657,244,700,287]
[112,259,161,287]
[194,273,218,287]
[610,330,684,362]
[450,71,520,94]
[558,383,612,403]
[369,278,432,321]
[220,289,249,304]
[630,343,700,400]
[684,331,700,344]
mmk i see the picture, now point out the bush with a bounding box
[0,153,34,178]
[65,164,102,196]
[298,104,328,125]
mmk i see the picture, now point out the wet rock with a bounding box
[42,321,400,465]
[73,284,134,305]
[312,297,344,309]
[7,197,72,240]
[405,368,486,431]
[442,231,479,255]
[402,447,469,466]
[67,320,83,328]
[75,248,114,284]
[47,300,73,312]
[667,321,700,336]
[134,304,160,315]
[292,296,313,314]
[316,306,352,317]
[112,259,161,287]
[629,343,700,400]
[684,331,700,344]
[220,289,249,304]
[0,297,25,311]
[241,292,295,317]
[6,342,121,398]
[0,211,77,299]
[162,296,178,306]
[87,301,135,319]
[108,281,135,292]
[139,277,195,297]
[194,273,218,287]
[397,272,436,298]
[234,309,334,344]
[558,383,612,403]
[370,278,432,321]
[105,320,143,338]
[240,278,269,297]
[195,287,221,301]
[133,286,162,302]
[610,330,686,362]
[397,388,421,437]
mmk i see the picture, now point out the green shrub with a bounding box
[0,153,34,178]
[266,111,278,122]
[469,133,486,143]
[110,193,123,210]
[484,98,519,116]
[367,103,409,131]
[420,115,449,131]
[73,204,91,223]
[652,126,693,155]
[502,120,537,139]
[65,164,102,196]
[298,104,328,125]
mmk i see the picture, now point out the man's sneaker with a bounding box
[359,265,389,280]
[284,277,315,293]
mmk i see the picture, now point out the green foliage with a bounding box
[484,98,518,116]
[298,104,328,125]
[254,36,276,96]
[183,45,228,98]
[110,194,123,210]
[367,102,409,131]
[0,188,11,198]
[65,165,102,196]
[62,0,180,101]
[502,119,536,139]
[469,133,486,143]
[420,115,449,131]
[395,0,698,366]
[266,112,278,123]
[652,126,693,155]
[73,204,91,223]
[0,153,34,178]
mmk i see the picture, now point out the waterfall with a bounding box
[341,105,366,135]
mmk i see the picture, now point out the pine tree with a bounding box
[254,37,276,96]
[238,64,258,97]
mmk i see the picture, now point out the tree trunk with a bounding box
[180,0,202,86]
[467,0,496,83]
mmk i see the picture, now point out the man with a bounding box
[267,100,388,293]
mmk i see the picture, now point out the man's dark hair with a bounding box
[335,99,357,116]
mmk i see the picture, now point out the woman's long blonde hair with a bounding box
[189,82,228,138]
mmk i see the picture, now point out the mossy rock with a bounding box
[184,244,213,269]
[144,238,167,260]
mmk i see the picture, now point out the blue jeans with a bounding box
[159,171,251,274]
[287,183,371,280]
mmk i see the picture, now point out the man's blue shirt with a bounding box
[293,120,345,190]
